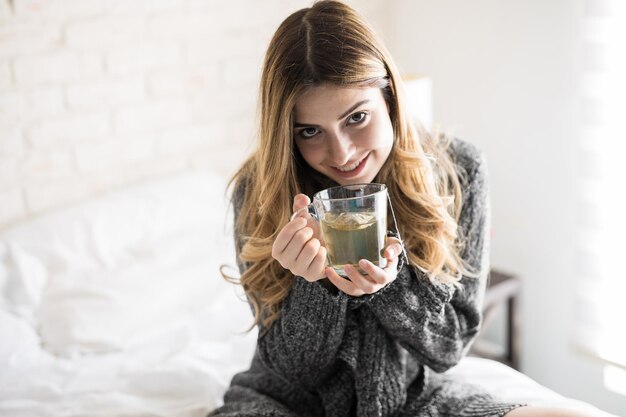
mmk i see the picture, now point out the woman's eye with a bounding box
[348,111,367,124]
[299,127,319,139]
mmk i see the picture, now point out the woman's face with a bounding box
[293,84,394,185]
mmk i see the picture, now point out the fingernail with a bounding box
[388,248,395,258]
[359,260,367,268]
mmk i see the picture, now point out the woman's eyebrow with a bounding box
[337,99,370,120]
[294,122,319,128]
[294,99,371,128]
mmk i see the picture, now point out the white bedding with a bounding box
[0,169,617,417]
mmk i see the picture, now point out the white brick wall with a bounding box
[0,0,387,228]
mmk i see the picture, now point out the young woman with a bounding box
[211,2,592,416]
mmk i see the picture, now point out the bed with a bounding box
[0,169,618,417]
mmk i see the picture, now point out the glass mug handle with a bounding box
[290,204,319,222]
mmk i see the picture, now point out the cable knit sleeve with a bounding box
[255,277,349,388]
[231,178,349,389]
[362,140,490,373]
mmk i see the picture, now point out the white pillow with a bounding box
[0,169,238,356]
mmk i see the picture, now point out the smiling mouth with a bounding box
[335,158,363,172]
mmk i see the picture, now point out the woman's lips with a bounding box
[331,153,369,178]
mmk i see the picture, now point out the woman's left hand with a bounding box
[325,237,403,297]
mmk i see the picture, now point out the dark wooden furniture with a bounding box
[469,269,522,370]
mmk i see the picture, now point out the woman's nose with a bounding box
[328,133,355,166]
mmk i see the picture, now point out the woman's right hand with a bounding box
[271,194,327,282]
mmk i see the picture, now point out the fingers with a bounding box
[292,193,311,213]
[325,267,365,297]
[271,211,327,282]
[272,216,307,258]
[281,226,314,264]
[295,234,320,265]
[380,237,403,272]
[306,246,327,275]
[357,260,388,285]
[290,193,323,244]
[325,259,397,297]
[384,237,403,262]
[344,264,380,294]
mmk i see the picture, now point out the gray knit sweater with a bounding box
[210,139,523,417]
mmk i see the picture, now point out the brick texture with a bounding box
[0,0,386,228]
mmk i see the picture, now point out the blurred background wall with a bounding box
[1,0,624,415]
[0,0,390,227]
[383,1,625,415]
[0,0,332,226]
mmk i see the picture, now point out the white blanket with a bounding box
[0,170,616,417]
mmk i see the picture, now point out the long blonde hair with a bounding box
[229,0,469,329]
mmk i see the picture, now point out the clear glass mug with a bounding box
[291,183,388,276]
